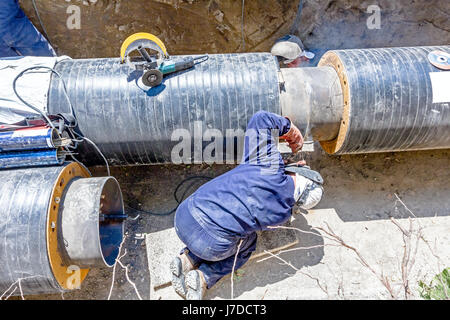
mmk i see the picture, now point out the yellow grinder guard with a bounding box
[120,32,168,63]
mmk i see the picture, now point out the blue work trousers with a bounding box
[0,0,56,57]
[174,206,257,289]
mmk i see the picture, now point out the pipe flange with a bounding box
[318,51,351,154]
[46,162,91,290]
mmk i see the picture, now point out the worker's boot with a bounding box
[170,252,195,298]
[185,270,207,300]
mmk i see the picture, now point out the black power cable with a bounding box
[12,66,57,129]
[31,0,53,47]
[125,175,212,216]
[12,65,76,128]
[12,63,212,218]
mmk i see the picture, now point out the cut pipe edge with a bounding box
[46,162,92,290]
[0,162,125,295]
[317,51,351,154]
[59,176,125,268]
[279,66,344,142]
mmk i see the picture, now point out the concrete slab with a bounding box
[145,208,450,300]
[204,209,450,300]
[145,221,298,295]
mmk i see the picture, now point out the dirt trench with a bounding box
[21,0,449,58]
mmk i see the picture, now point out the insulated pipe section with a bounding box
[48,47,450,163]
[0,126,60,152]
[48,53,281,165]
[0,163,124,296]
[318,45,450,154]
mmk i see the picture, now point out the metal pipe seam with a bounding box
[0,162,89,295]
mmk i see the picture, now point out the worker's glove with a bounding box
[279,118,303,153]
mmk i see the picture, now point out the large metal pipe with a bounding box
[47,47,449,165]
[317,45,450,154]
[49,53,281,165]
[0,162,124,296]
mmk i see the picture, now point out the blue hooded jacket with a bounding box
[0,0,55,57]
[176,111,296,239]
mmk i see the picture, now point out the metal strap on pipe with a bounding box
[319,45,450,154]
[48,53,281,165]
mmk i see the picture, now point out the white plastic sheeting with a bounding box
[0,55,69,124]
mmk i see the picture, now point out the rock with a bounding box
[213,10,224,23]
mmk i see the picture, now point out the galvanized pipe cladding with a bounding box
[48,46,450,165]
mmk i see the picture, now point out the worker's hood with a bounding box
[293,173,324,210]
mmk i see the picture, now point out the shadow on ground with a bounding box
[206,213,324,299]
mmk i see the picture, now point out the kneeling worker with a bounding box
[171,111,324,300]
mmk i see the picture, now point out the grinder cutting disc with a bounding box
[120,32,169,65]
[428,50,450,70]
[142,69,163,87]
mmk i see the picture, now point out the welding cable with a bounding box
[13,65,111,176]
[31,0,53,46]
[13,67,56,129]
[72,131,111,176]
[125,175,212,216]
[47,68,111,177]
[13,65,79,155]
[13,65,77,129]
